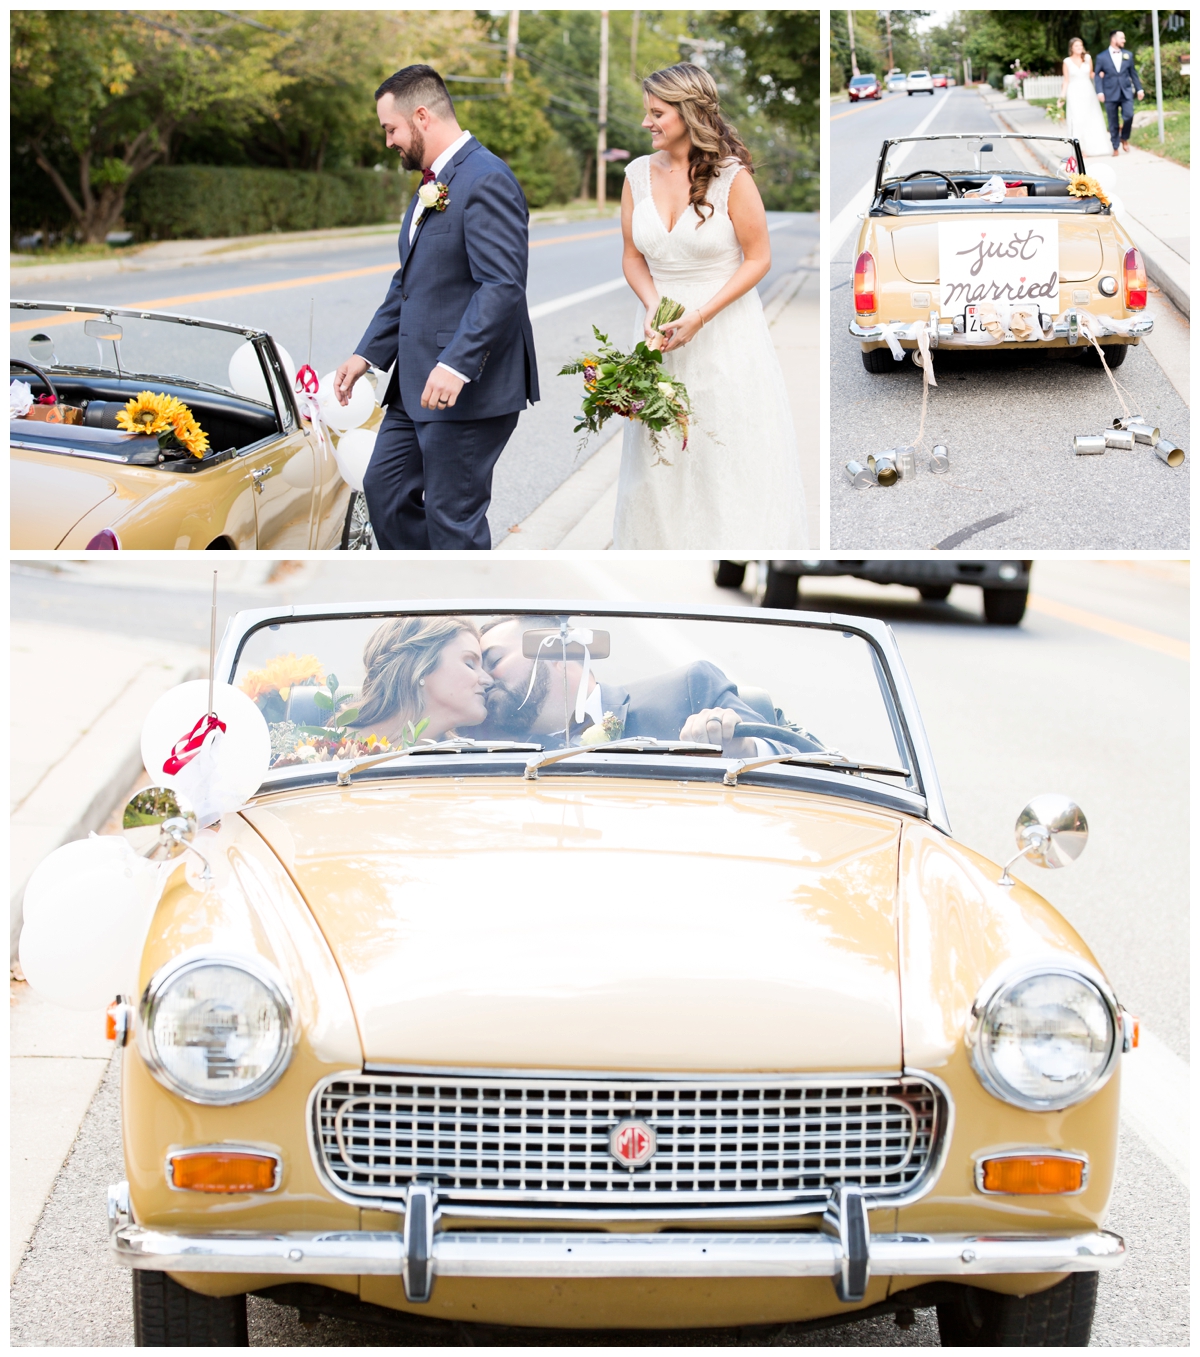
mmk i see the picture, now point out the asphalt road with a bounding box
[9,558,1188,1347]
[828,88,1190,550]
[10,211,814,543]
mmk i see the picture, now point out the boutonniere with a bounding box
[417,181,450,213]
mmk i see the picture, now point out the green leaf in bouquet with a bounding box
[335,706,359,727]
[313,691,335,710]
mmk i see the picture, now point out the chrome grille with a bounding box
[313,1073,943,1210]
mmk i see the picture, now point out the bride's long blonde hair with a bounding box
[641,62,753,223]
[1068,37,1086,59]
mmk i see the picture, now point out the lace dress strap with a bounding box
[705,159,744,216]
[625,155,653,204]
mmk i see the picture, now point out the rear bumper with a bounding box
[111,1223,1124,1280]
[850,313,1153,349]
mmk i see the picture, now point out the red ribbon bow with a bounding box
[295,364,319,395]
[162,712,227,776]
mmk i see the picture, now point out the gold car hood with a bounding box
[887,218,1105,285]
[10,451,118,548]
[243,778,904,1073]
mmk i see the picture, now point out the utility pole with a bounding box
[884,10,894,72]
[847,10,859,77]
[505,9,519,93]
[1151,8,1166,144]
[597,10,609,205]
[631,10,640,81]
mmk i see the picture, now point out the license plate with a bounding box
[963,305,985,334]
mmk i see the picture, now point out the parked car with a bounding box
[849,133,1153,374]
[848,73,882,101]
[906,69,936,94]
[10,301,373,550]
[932,71,949,88]
[105,600,1127,1344]
[714,560,1032,625]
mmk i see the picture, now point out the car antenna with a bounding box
[307,298,314,369]
[208,570,218,717]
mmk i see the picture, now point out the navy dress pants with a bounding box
[363,399,520,550]
[1106,93,1134,149]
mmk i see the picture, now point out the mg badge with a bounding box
[610,1119,656,1169]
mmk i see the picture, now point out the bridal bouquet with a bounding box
[560,298,692,463]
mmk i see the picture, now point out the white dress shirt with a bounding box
[355,129,474,387]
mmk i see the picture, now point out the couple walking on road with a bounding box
[333,63,805,552]
[1060,28,1145,159]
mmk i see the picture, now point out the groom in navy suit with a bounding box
[1094,30,1144,156]
[334,66,539,550]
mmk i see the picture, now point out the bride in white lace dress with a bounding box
[1060,38,1113,158]
[613,62,806,550]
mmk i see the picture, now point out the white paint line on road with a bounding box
[830,91,952,254]
[528,277,627,321]
[1120,1027,1189,1188]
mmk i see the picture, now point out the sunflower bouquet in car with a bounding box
[560,297,693,464]
[116,390,210,458]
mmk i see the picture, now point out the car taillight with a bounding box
[86,529,120,550]
[1123,247,1147,310]
[854,252,877,314]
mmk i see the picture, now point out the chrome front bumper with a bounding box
[850,313,1154,348]
[110,1222,1125,1290]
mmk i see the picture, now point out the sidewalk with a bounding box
[978,87,1190,316]
[496,255,820,549]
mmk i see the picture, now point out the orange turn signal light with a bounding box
[169,1151,279,1194]
[980,1155,1085,1195]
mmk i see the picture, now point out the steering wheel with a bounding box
[10,358,58,405]
[733,722,826,753]
[901,169,961,198]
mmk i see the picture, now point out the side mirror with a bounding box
[27,333,57,365]
[999,794,1088,885]
[123,786,197,861]
[979,142,994,153]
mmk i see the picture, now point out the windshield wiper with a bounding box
[335,739,542,785]
[524,739,723,779]
[722,752,911,786]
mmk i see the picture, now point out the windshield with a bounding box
[882,134,1081,183]
[10,303,266,399]
[231,611,909,785]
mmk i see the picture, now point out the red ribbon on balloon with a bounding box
[295,364,320,396]
[162,712,227,776]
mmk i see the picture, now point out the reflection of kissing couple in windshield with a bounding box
[349,615,813,758]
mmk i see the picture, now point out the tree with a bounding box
[10,10,285,241]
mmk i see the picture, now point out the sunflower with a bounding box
[115,390,185,435]
[240,652,326,703]
[1066,173,1109,207]
[167,408,209,458]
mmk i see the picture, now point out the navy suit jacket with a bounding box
[355,136,539,422]
[1094,48,1143,100]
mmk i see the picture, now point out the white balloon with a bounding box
[228,342,297,404]
[19,852,162,1010]
[331,426,377,493]
[141,681,271,822]
[318,369,375,432]
[22,834,136,927]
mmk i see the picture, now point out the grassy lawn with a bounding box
[1130,98,1189,167]
[10,240,141,266]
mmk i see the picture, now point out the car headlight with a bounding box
[138,952,294,1104]
[969,966,1118,1111]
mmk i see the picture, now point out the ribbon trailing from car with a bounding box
[293,365,333,460]
[520,628,597,725]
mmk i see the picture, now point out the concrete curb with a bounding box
[985,94,1191,317]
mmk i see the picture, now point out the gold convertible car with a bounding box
[10,302,371,550]
[106,602,1129,1344]
[850,133,1153,373]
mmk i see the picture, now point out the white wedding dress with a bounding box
[612,155,807,549]
[1064,56,1113,158]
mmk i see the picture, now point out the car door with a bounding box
[251,343,318,548]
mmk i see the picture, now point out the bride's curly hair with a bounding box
[641,63,753,223]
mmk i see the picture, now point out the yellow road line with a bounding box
[11,229,622,332]
[831,93,900,121]
[1028,593,1189,661]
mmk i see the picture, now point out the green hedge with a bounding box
[124,165,410,240]
[1136,41,1191,101]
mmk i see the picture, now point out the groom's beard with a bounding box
[479,664,552,739]
[398,125,426,174]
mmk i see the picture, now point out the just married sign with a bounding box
[938,221,1059,314]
